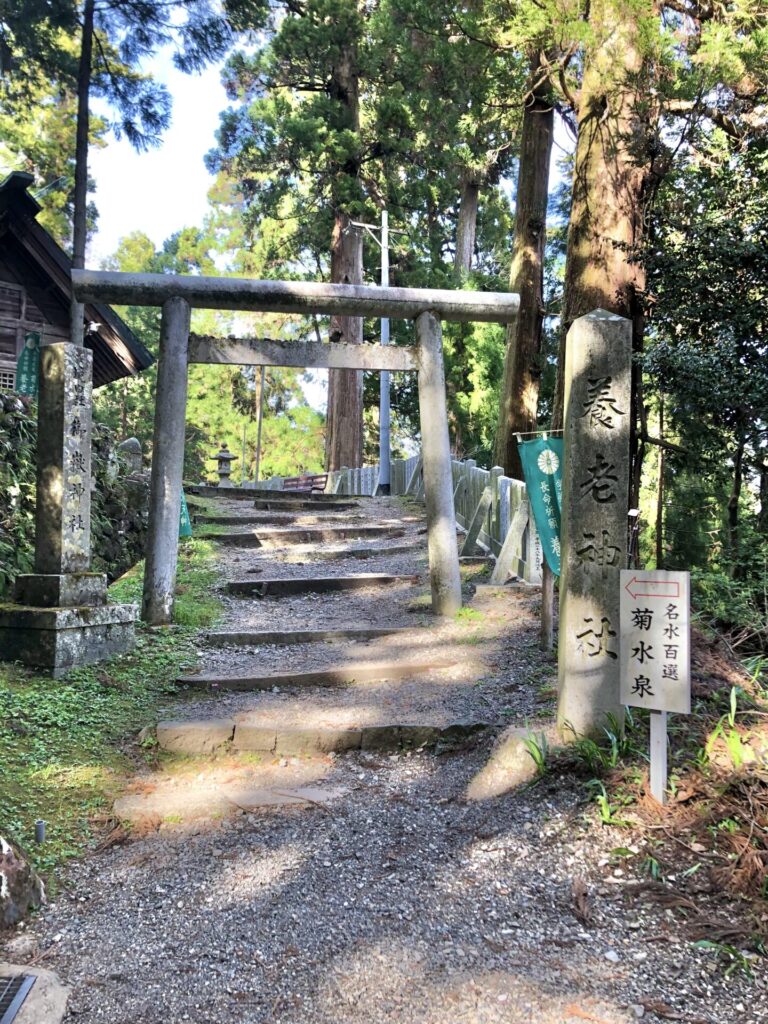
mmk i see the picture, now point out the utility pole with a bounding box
[379,210,391,494]
[254,365,266,483]
[350,209,404,495]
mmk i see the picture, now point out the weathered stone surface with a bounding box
[0,602,136,675]
[117,436,143,473]
[141,297,191,626]
[202,526,406,548]
[0,835,45,927]
[178,657,456,691]
[0,605,135,667]
[232,724,277,752]
[13,572,107,608]
[465,722,560,801]
[0,965,70,1024]
[35,343,93,575]
[222,786,349,809]
[315,729,363,754]
[156,718,234,754]
[113,788,233,824]
[254,525,406,548]
[399,724,440,750]
[557,310,632,738]
[273,729,325,755]
[416,312,462,615]
[227,573,419,597]
[205,627,412,647]
[436,720,490,750]
[361,725,401,751]
[252,498,359,512]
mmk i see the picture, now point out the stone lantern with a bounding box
[211,442,237,487]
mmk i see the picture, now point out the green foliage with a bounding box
[587,780,633,827]
[0,538,221,876]
[112,539,223,629]
[694,940,756,981]
[0,391,148,597]
[95,229,327,481]
[208,0,522,457]
[522,730,549,775]
[0,393,36,595]
[643,142,768,650]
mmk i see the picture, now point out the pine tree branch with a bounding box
[665,97,740,139]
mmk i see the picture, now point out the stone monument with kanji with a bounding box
[0,343,136,675]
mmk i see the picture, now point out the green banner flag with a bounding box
[16,332,40,397]
[517,437,563,576]
[179,492,193,538]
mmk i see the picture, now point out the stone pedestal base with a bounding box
[14,573,107,608]
[0,603,136,677]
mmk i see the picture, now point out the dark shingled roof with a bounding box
[0,171,154,387]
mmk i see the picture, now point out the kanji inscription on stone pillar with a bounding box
[557,310,632,737]
[34,343,93,574]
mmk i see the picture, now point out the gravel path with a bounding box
[5,751,765,1023]
[4,493,764,1022]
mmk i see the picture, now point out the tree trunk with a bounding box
[454,177,480,276]
[552,0,653,432]
[493,63,554,481]
[727,430,746,574]
[759,461,768,535]
[655,394,664,569]
[70,0,94,348]
[324,39,363,472]
[325,212,363,470]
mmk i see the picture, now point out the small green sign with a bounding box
[517,437,563,576]
[179,491,193,538]
[16,332,40,397]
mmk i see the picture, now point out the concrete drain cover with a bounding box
[0,975,35,1024]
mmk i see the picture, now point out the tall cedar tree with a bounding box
[212,0,367,470]
[64,0,267,344]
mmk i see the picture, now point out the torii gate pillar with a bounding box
[416,311,462,616]
[142,297,191,625]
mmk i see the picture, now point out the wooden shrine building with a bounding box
[0,171,153,389]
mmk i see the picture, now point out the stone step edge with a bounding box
[199,526,406,547]
[154,718,490,756]
[271,543,422,562]
[177,656,458,690]
[204,626,417,646]
[252,500,359,511]
[227,573,420,596]
[193,514,367,525]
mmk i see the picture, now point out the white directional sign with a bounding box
[620,570,690,714]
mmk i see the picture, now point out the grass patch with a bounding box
[0,538,223,882]
[111,538,223,630]
[455,606,483,624]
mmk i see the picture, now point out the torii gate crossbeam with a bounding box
[72,270,519,625]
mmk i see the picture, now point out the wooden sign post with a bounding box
[620,569,691,804]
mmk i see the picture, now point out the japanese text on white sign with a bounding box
[619,570,690,714]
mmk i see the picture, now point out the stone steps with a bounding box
[227,572,419,597]
[193,513,367,526]
[199,525,406,547]
[155,715,489,756]
[252,498,359,512]
[204,626,415,646]
[177,656,454,691]
[250,489,362,504]
[266,542,422,562]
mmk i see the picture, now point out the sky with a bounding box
[88,56,228,266]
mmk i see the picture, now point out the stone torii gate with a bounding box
[72,271,520,627]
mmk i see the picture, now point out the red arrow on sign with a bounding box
[624,576,680,600]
